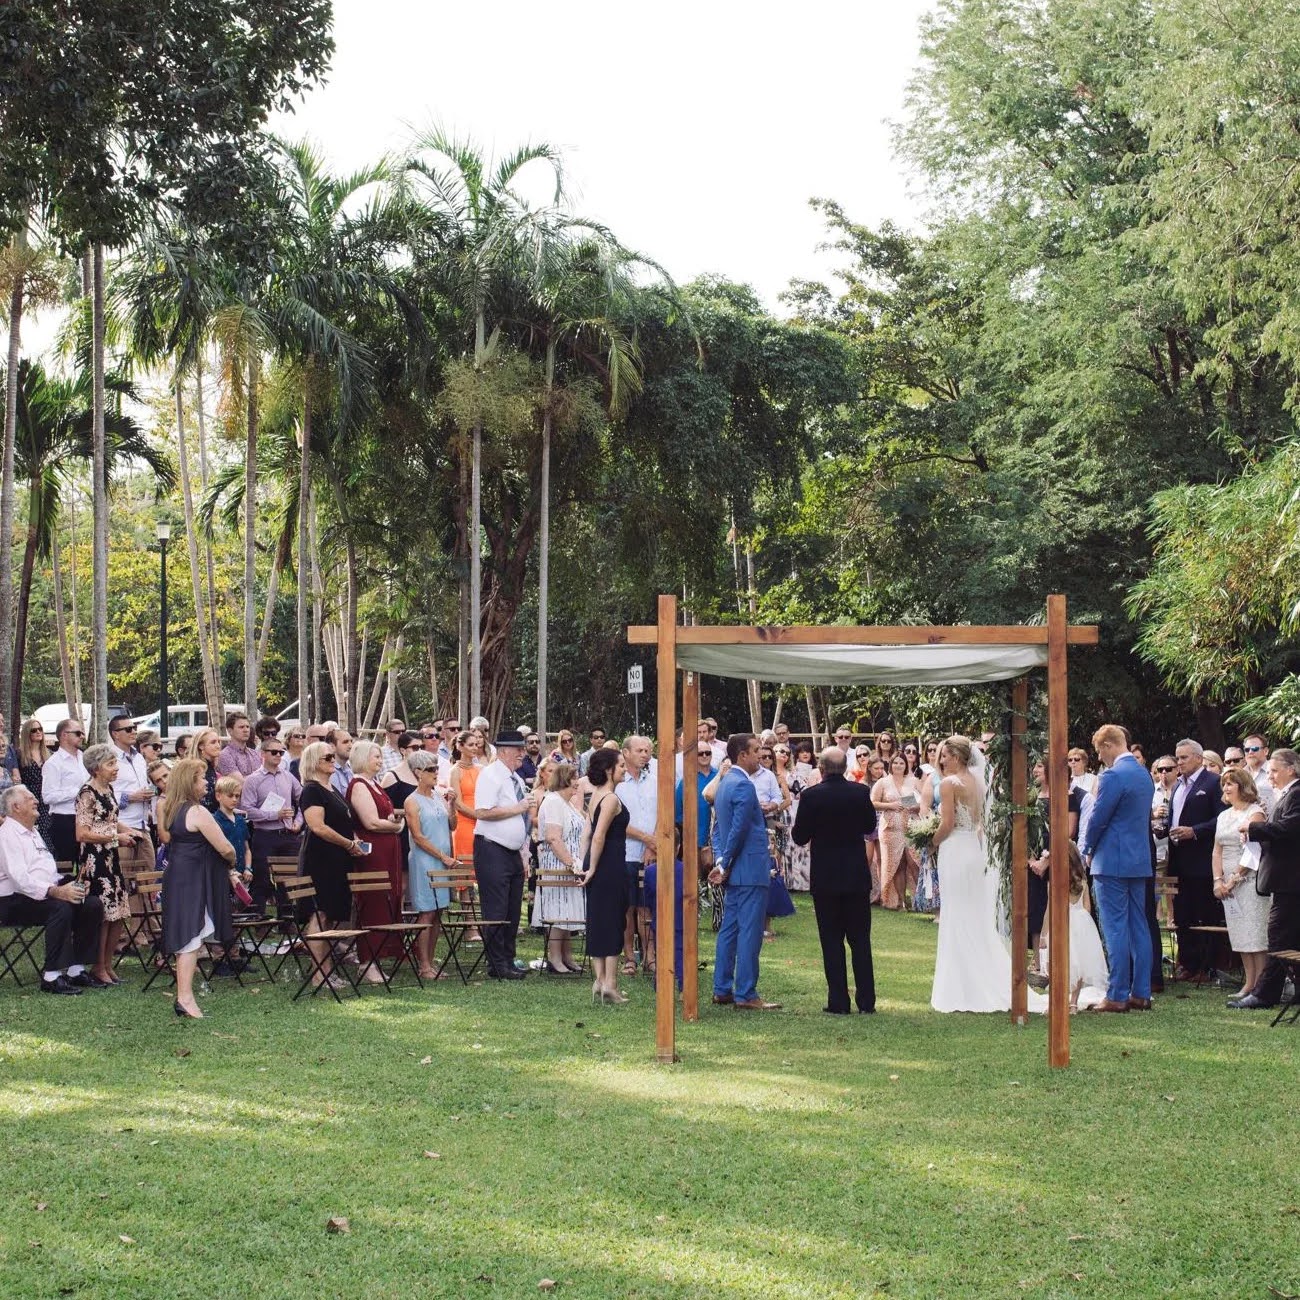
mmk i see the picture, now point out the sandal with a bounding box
[621,959,637,976]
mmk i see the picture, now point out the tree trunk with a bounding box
[1,221,27,725]
[175,379,219,716]
[309,486,323,720]
[804,686,820,747]
[361,631,390,734]
[470,308,486,719]
[744,541,762,731]
[194,357,223,718]
[427,638,438,720]
[388,632,403,730]
[67,482,83,722]
[90,244,109,743]
[52,517,76,718]
[11,476,41,724]
[326,471,360,731]
[256,529,289,677]
[297,378,311,725]
[536,342,553,740]
[244,351,259,716]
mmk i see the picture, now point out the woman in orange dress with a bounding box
[450,728,486,942]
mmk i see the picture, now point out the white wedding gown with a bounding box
[931,787,1047,1014]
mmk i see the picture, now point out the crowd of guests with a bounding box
[2,703,1295,1017]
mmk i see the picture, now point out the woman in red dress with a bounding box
[347,739,405,984]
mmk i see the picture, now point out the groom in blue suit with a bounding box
[708,733,781,1010]
[1078,724,1156,1012]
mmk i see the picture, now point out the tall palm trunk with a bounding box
[457,449,469,724]
[470,309,485,718]
[536,340,554,740]
[257,530,289,672]
[67,482,83,721]
[309,486,323,719]
[90,244,109,742]
[1,220,27,723]
[11,473,41,724]
[194,358,223,718]
[175,379,219,714]
[296,378,311,724]
[327,470,360,730]
[52,517,76,718]
[244,352,259,716]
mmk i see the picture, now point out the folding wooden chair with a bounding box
[1268,950,1300,1027]
[428,864,506,983]
[1154,875,1179,978]
[277,875,366,1002]
[346,870,432,990]
[0,916,44,985]
[531,869,588,975]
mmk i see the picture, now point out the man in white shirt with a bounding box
[473,729,535,980]
[43,718,90,864]
[109,716,155,878]
[704,718,728,768]
[617,735,657,973]
[0,784,104,993]
[832,726,860,775]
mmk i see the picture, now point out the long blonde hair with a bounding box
[191,727,221,766]
[18,717,46,766]
[159,759,207,832]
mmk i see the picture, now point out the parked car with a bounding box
[30,702,130,742]
[130,702,245,753]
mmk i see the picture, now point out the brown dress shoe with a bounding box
[711,993,734,1005]
[1091,998,1130,1013]
[1126,996,1153,1010]
[734,998,782,1010]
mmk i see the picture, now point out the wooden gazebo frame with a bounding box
[628,593,1099,1068]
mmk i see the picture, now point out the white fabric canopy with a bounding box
[675,642,1047,687]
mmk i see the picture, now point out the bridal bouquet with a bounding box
[904,813,940,853]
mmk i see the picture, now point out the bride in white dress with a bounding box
[930,735,1047,1014]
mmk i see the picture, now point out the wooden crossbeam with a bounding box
[627,624,1099,646]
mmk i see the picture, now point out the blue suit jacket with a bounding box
[1078,753,1155,877]
[711,768,770,887]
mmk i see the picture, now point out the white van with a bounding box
[30,702,130,740]
[131,703,245,753]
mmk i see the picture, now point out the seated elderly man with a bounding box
[0,784,105,994]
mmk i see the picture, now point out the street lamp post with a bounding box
[156,522,170,740]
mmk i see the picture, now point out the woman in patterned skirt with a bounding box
[76,744,147,986]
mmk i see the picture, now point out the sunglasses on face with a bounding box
[67,731,84,738]
[264,749,286,757]
[1154,765,1174,773]
[697,749,712,757]
[142,741,161,750]
[904,747,917,754]
[1244,745,1263,753]
[321,752,338,763]
[113,725,138,734]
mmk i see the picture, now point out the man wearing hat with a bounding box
[473,729,537,980]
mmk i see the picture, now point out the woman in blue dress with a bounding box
[403,751,457,980]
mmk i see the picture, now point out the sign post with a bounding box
[627,663,643,732]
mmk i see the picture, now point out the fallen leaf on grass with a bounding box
[325,1217,350,1235]
[35,1203,47,1212]
[1162,1095,1176,1102]
[1069,1273,1084,1281]
[473,1273,494,1283]
[1008,1081,1021,1087]
[118,1235,135,1245]
[538,1281,557,1292]
[573,1022,584,1029]
[926,1163,936,1171]
[422,1151,441,1160]
[888,1074,899,1082]
[149,1140,160,1146]
[1067,1234,1088,1242]
[419,1055,432,1065]
[173,1047,191,1058]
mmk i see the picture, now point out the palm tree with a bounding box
[6,359,173,723]
[401,129,566,718]
[265,139,418,729]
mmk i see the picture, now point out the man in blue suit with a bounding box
[1078,724,1157,1012]
[708,733,780,1011]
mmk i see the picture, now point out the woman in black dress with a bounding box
[582,747,629,1003]
[299,740,366,989]
[158,759,236,1019]
[378,731,424,872]
[1027,759,1083,978]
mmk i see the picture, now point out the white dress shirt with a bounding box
[43,747,89,816]
[616,766,657,863]
[0,817,61,898]
[110,744,152,830]
[473,759,529,850]
[1249,765,1277,814]
[748,766,781,808]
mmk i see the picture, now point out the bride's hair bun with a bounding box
[942,734,974,767]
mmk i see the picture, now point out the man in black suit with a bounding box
[790,747,878,1013]
[1166,738,1224,979]
[1231,748,1300,1008]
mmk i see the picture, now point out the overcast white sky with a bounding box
[270,0,936,312]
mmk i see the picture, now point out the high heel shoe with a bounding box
[598,988,628,1004]
[173,1001,202,1020]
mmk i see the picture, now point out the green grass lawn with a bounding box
[2,904,1297,1299]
